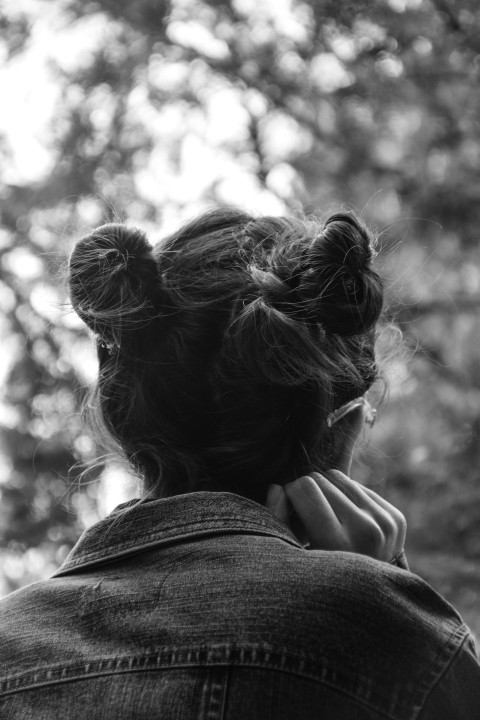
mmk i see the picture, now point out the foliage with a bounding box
[0,0,479,634]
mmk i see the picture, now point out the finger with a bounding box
[310,471,399,551]
[265,484,290,526]
[355,481,405,520]
[307,471,372,522]
[358,484,407,544]
[320,470,370,507]
[284,476,344,550]
[322,470,396,521]
[326,471,406,547]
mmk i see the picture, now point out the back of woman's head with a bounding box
[68,206,384,504]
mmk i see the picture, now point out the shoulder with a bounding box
[216,539,477,716]
[266,546,475,712]
[273,546,467,644]
[217,535,470,671]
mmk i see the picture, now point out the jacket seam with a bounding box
[220,666,230,720]
[0,653,411,718]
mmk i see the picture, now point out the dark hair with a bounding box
[68,206,384,504]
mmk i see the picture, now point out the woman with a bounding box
[1,207,479,719]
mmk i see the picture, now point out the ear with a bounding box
[329,405,365,475]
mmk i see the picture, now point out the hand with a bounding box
[265,470,407,563]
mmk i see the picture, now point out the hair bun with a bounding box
[297,212,383,336]
[68,223,162,345]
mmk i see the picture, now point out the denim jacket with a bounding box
[1,491,479,719]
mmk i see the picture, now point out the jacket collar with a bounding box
[52,491,303,577]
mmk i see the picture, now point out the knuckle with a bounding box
[360,515,384,553]
[390,505,407,525]
[380,512,398,538]
[390,509,408,536]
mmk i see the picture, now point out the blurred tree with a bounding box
[0,0,479,632]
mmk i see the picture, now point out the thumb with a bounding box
[265,484,290,525]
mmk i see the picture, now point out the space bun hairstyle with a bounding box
[69,223,167,353]
[69,206,385,504]
[296,214,382,336]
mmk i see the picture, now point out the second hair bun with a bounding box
[297,213,383,337]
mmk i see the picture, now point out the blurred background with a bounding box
[0,0,479,638]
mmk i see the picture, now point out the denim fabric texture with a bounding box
[1,490,479,719]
